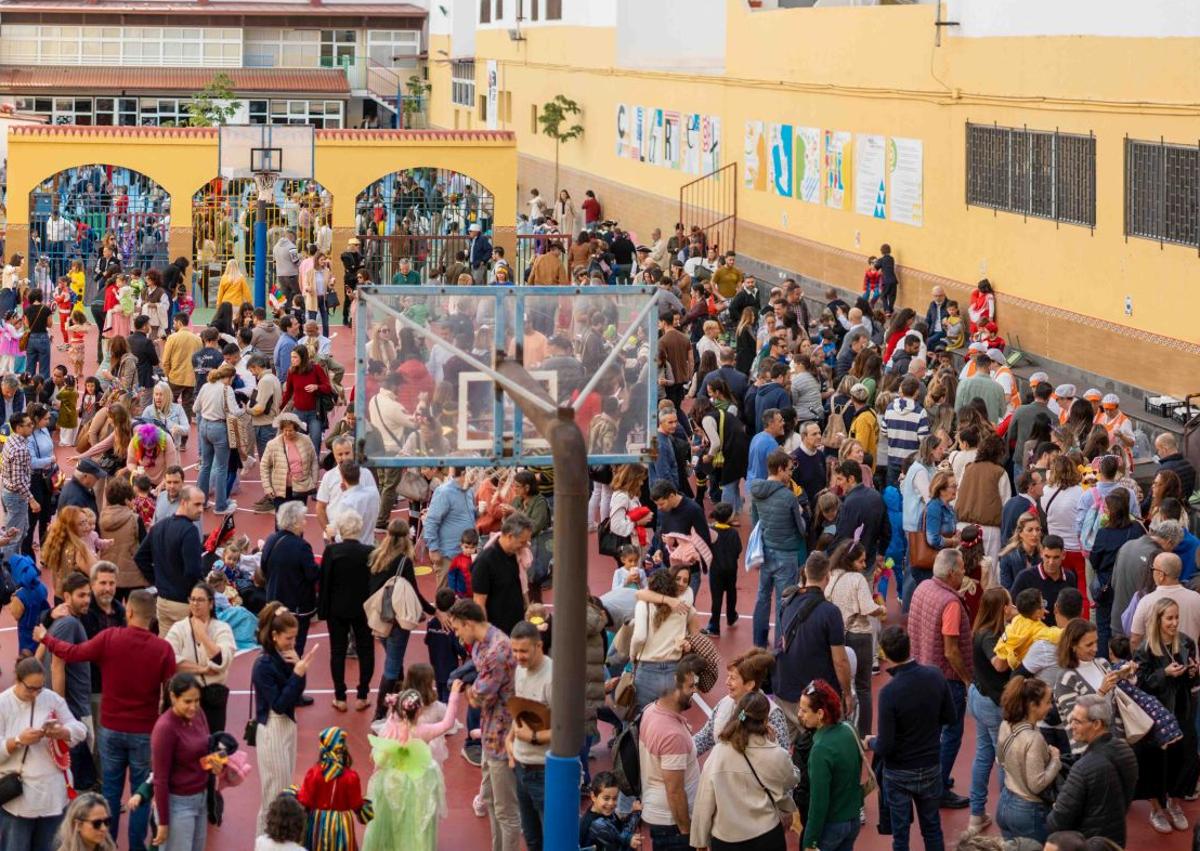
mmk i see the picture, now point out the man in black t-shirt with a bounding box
[1010,535,1077,625]
[472,511,534,635]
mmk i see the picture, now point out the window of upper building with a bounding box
[451,60,476,108]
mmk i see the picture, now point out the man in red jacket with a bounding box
[35,589,176,851]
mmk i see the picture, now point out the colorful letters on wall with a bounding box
[615,103,721,175]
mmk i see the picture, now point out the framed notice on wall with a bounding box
[888,137,924,227]
[855,133,887,219]
[823,130,852,211]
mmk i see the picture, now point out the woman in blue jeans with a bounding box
[149,673,215,851]
[996,675,1062,843]
[367,518,436,719]
[629,569,690,710]
[193,364,241,514]
[967,587,1012,833]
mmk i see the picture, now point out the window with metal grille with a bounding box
[1125,137,1200,249]
[965,123,1095,228]
[451,60,476,107]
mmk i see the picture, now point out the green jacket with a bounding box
[804,722,864,848]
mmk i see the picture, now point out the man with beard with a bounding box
[77,562,125,782]
[43,572,98,789]
[638,655,705,848]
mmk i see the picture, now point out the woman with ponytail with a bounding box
[690,691,798,851]
[251,602,319,834]
[996,675,1062,842]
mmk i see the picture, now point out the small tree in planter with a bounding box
[536,95,584,199]
[401,74,431,129]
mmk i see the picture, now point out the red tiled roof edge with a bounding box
[9,125,218,138]
[315,129,517,142]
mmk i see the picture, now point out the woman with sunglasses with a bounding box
[0,656,88,850]
[56,791,116,851]
[57,791,116,851]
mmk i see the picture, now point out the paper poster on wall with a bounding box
[855,134,887,219]
[633,107,645,162]
[823,130,852,211]
[888,137,924,227]
[648,109,664,165]
[485,60,498,131]
[768,123,793,197]
[702,116,721,174]
[744,121,766,191]
[795,126,821,205]
[664,111,681,169]
[683,114,701,174]
[615,103,632,159]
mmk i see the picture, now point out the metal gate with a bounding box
[192,178,332,305]
[28,164,170,299]
[355,168,495,238]
[679,161,737,255]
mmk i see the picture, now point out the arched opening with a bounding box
[28,164,171,299]
[354,168,495,283]
[191,177,332,305]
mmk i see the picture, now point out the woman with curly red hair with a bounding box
[798,679,864,851]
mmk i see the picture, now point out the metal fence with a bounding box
[191,178,332,305]
[360,233,472,284]
[1125,136,1200,250]
[965,123,1096,229]
[28,165,170,299]
[680,161,737,254]
[355,168,495,238]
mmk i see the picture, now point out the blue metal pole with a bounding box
[254,199,267,309]
[544,752,582,851]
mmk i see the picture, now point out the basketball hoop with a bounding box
[253,171,278,202]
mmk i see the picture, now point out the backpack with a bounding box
[1079,487,1106,553]
[610,707,645,797]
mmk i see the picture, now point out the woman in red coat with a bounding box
[282,344,332,456]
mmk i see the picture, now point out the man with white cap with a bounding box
[1096,393,1136,471]
[1028,371,1057,414]
[955,352,1007,422]
[1052,384,1076,422]
[958,341,988,380]
[1083,388,1103,415]
[988,348,1020,414]
[467,221,492,284]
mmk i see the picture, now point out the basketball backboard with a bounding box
[218,125,315,180]
[354,285,661,468]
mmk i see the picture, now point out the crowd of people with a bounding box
[0,187,1196,851]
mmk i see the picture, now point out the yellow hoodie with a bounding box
[993,614,1061,668]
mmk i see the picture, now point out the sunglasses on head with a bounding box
[803,682,819,697]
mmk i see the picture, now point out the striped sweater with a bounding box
[882,397,930,467]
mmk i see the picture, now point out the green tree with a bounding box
[401,74,432,129]
[186,73,240,127]
[536,95,584,198]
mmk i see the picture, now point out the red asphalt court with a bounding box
[0,319,1189,850]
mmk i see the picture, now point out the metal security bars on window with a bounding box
[965,123,1096,229]
[1124,137,1200,252]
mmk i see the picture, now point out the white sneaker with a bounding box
[213,500,238,515]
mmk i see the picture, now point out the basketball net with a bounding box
[254,172,278,203]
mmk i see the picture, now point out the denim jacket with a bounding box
[924,497,957,548]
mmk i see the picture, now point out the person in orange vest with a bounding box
[1029,370,1055,412]
[1095,393,1136,471]
[1054,384,1077,425]
[958,341,988,380]
[1083,388,1103,416]
[988,349,1020,415]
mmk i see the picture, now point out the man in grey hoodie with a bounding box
[749,449,808,647]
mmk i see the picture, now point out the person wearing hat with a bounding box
[467,222,492,285]
[987,347,1020,414]
[260,412,318,510]
[955,352,1007,423]
[1096,394,1136,471]
[339,236,364,328]
[58,457,108,519]
[507,619,553,851]
[958,341,989,380]
[528,239,568,286]
[847,382,880,471]
[1083,388,1103,415]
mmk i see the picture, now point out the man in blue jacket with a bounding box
[424,467,478,589]
[833,459,892,566]
[468,222,493,283]
[749,450,808,648]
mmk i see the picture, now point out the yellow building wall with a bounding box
[436,1,1200,394]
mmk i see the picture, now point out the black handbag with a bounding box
[325,289,340,310]
[243,680,257,747]
[190,619,230,721]
[0,702,34,805]
[597,517,628,558]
